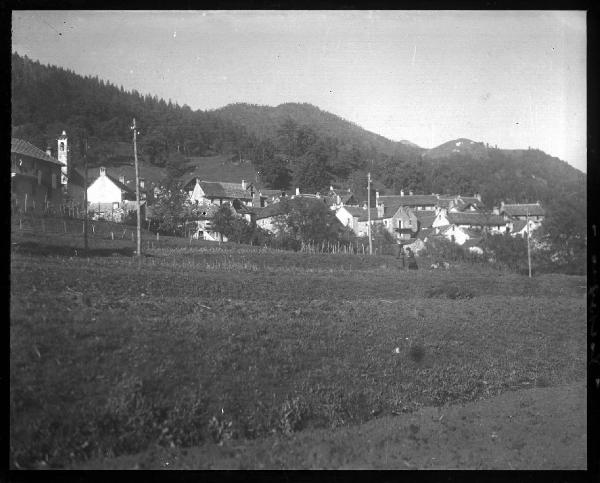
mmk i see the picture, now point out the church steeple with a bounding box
[57,131,68,186]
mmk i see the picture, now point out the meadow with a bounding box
[9,228,587,469]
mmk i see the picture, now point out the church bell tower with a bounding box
[57,131,68,186]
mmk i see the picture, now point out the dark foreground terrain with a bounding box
[75,382,586,470]
[10,230,586,469]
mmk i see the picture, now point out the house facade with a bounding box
[336,206,381,237]
[87,167,145,221]
[187,178,255,206]
[11,138,64,212]
[433,209,507,234]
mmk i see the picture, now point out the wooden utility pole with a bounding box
[83,137,89,254]
[526,207,532,278]
[132,118,142,262]
[367,171,372,255]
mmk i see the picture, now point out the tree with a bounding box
[150,184,194,235]
[273,197,344,249]
[211,204,254,243]
[258,153,292,190]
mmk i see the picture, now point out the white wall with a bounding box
[335,207,357,234]
[87,176,122,204]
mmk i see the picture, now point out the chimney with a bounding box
[375,191,379,204]
[400,189,404,197]
[377,202,384,219]
[46,147,52,157]
[140,178,145,189]
[241,179,246,190]
[330,185,334,192]
[492,206,499,215]
[119,175,125,184]
[316,192,320,199]
[500,201,505,211]
[476,193,481,202]
[100,167,106,176]
[409,190,414,196]
[295,187,300,196]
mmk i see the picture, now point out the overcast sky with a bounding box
[12,10,586,172]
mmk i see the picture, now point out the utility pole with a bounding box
[132,118,142,262]
[367,171,372,255]
[83,137,89,254]
[526,207,532,278]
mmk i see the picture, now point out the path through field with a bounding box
[75,381,586,470]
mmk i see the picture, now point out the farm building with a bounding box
[379,204,419,241]
[186,203,226,241]
[499,202,545,222]
[377,191,439,211]
[336,206,382,237]
[437,194,484,212]
[325,186,359,210]
[252,202,288,233]
[185,178,258,207]
[433,209,507,233]
[11,138,64,212]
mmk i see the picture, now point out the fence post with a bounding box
[42,219,45,232]
[63,221,67,233]
[111,232,114,240]
[19,218,22,231]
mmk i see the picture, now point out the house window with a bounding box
[60,142,65,152]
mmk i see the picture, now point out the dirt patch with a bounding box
[73,382,586,470]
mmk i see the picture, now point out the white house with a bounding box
[335,205,381,237]
[186,178,256,206]
[433,209,507,234]
[87,167,144,221]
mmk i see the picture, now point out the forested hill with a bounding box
[212,102,420,158]
[11,52,585,219]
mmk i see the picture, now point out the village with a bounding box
[9,11,588,471]
[11,131,546,256]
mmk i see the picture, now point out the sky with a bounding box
[12,10,587,172]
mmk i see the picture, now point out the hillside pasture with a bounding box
[184,155,258,184]
[9,231,586,469]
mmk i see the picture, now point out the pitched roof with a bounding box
[447,212,507,226]
[105,174,136,195]
[414,210,436,229]
[195,181,252,200]
[378,194,438,206]
[11,138,62,166]
[511,220,528,233]
[501,203,545,217]
[357,208,381,222]
[252,202,288,220]
[260,189,284,197]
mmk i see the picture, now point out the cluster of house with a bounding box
[333,191,544,254]
[11,133,545,251]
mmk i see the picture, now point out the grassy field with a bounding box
[9,229,586,469]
